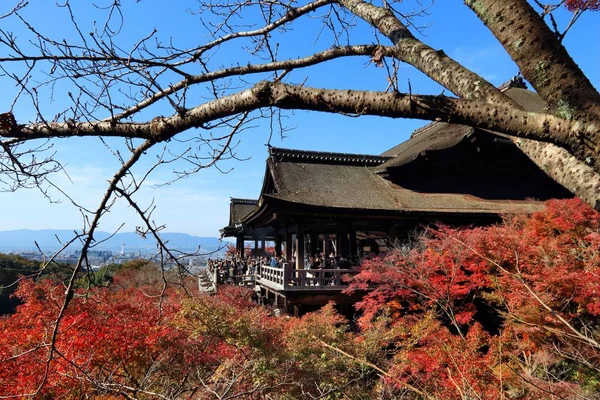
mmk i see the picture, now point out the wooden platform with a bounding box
[204,263,362,316]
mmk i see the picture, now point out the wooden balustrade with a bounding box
[206,265,255,288]
[204,266,218,292]
[287,268,353,287]
[257,265,286,289]
[208,262,356,292]
[257,263,355,291]
[226,274,255,286]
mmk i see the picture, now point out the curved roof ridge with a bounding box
[410,121,440,138]
[268,146,392,165]
[230,198,258,205]
[498,75,528,91]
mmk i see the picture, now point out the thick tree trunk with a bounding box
[465,0,600,120]
[339,0,519,107]
[261,83,600,160]
[517,139,600,210]
[8,83,598,153]
[339,0,600,209]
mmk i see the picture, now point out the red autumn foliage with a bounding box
[565,0,600,11]
[347,198,600,398]
[225,242,237,257]
[0,262,375,398]
[0,275,205,397]
[1,199,600,398]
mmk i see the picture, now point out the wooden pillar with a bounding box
[285,231,293,262]
[254,239,259,253]
[323,234,331,258]
[295,230,305,270]
[335,233,343,257]
[350,230,357,257]
[236,236,243,254]
[282,262,290,288]
[339,232,349,256]
[275,234,282,257]
[261,239,265,252]
[309,233,319,257]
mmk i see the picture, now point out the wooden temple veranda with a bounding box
[216,79,573,316]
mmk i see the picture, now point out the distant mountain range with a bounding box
[0,229,229,253]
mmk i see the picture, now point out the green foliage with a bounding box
[0,254,39,290]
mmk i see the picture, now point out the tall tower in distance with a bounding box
[121,243,125,256]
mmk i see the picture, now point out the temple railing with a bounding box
[257,263,355,291]
[226,274,256,286]
[205,265,218,292]
[207,264,256,287]
[259,265,286,288]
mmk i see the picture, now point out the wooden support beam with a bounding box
[236,236,243,254]
[340,232,350,257]
[285,231,293,262]
[335,233,342,257]
[296,230,305,270]
[275,234,282,257]
[310,233,319,257]
[323,234,331,258]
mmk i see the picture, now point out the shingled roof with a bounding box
[259,146,543,215]
[234,78,561,227]
[376,78,545,172]
[266,147,395,210]
[268,147,392,166]
[228,198,258,226]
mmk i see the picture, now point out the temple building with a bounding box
[218,78,573,315]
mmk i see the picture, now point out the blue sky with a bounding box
[0,0,597,237]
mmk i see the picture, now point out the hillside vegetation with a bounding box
[0,199,599,399]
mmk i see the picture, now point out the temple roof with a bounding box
[233,79,564,229]
[259,146,543,215]
[266,148,397,210]
[228,198,258,226]
[376,83,546,171]
[268,146,392,166]
[221,198,258,236]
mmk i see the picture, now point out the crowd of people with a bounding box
[206,255,267,282]
[206,252,359,285]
